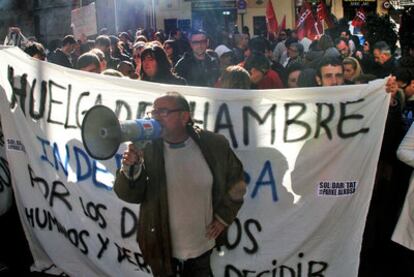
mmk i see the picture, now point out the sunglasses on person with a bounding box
[147,108,184,118]
[191,39,207,45]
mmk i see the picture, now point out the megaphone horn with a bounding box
[81,105,162,160]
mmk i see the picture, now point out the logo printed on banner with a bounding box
[7,138,25,152]
[317,181,358,196]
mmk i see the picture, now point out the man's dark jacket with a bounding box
[48,49,73,68]
[114,127,246,276]
[174,52,220,87]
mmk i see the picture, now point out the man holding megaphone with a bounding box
[113,92,246,277]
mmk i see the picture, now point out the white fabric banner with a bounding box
[0,117,13,216]
[0,47,389,277]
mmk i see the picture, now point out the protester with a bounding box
[319,34,340,60]
[101,68,124,77]
[219,65,251,89]
[24,42,46,61]
[214,44,234,74]
[117,60,137,79]
[284,42,304,68]
[48,35,78,68]
[140,45,187,85]
[95,35,120,70]
[163,39,181,66]
[316,56,345,86]
[297,68,319,88]
[343,57,363,84]
[169,28,191,56]
[76,52,101,73]
[335,37,352,60]
[232,33,249,64]
[372,41,399,78]
[132,41,146,77]
[89,48,107,72]
[175,30,220,87]
[114,92,246,276]
[244,52,284,89]
[285,62,304,88]
[272,29,288,64]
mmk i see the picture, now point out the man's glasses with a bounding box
[191,39,207,45]
[147,108,184,118]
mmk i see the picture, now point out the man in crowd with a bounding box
[48,35,78,68]
[114,92,246,276]
[175,30,220,87]
[95,35,120,70]
[316,57,345,87]
[76,52,101,73]
[372,41,398,78]
[335,37,352,60]
[232,33,249,64]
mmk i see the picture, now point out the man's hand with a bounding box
[206,219,226,240]
[385,75,398,96]
[122,143,143,167]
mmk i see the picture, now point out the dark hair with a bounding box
[284,37,299,48]
[140,45,173,80]
[289,42,304,57]
[393,67,414,84]
[163,39,180,62]
[220,65,251,89]
[334,37,348,47]
[24,42,46,59]
[95,35,111,48]
[62,35,77,46]
[76,53,100,70]
[298,68,319,87]
[286,62,304,77]
[247,37,267,54]
[244,52,270,74]
[318,34,334,51]
[109,35,120,47]
[317,56,343,77]
[190,29,207,39]
[373,41,391,55]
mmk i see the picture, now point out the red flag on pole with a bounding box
[266,0,278,34]
[317,0,333,29]
[352,8,366,28]
[296,2,319,40]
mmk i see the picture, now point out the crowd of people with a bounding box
[2,20,414,276]
[6,24,412,91]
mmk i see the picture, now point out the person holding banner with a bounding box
[114,92,246,276]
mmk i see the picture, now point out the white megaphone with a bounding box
[81,105,162,160]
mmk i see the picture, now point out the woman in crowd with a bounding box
[220,65,251,89]
[132,41,146,77]
[163,39,181,66]
[140,45,187,85]
[343,57,363,84]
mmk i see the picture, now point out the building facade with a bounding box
[0,0,395,47]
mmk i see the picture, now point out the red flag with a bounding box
[296,3,319,40]
[266,0,278,34]
[317,0,333,29]
[352,8,366,28]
